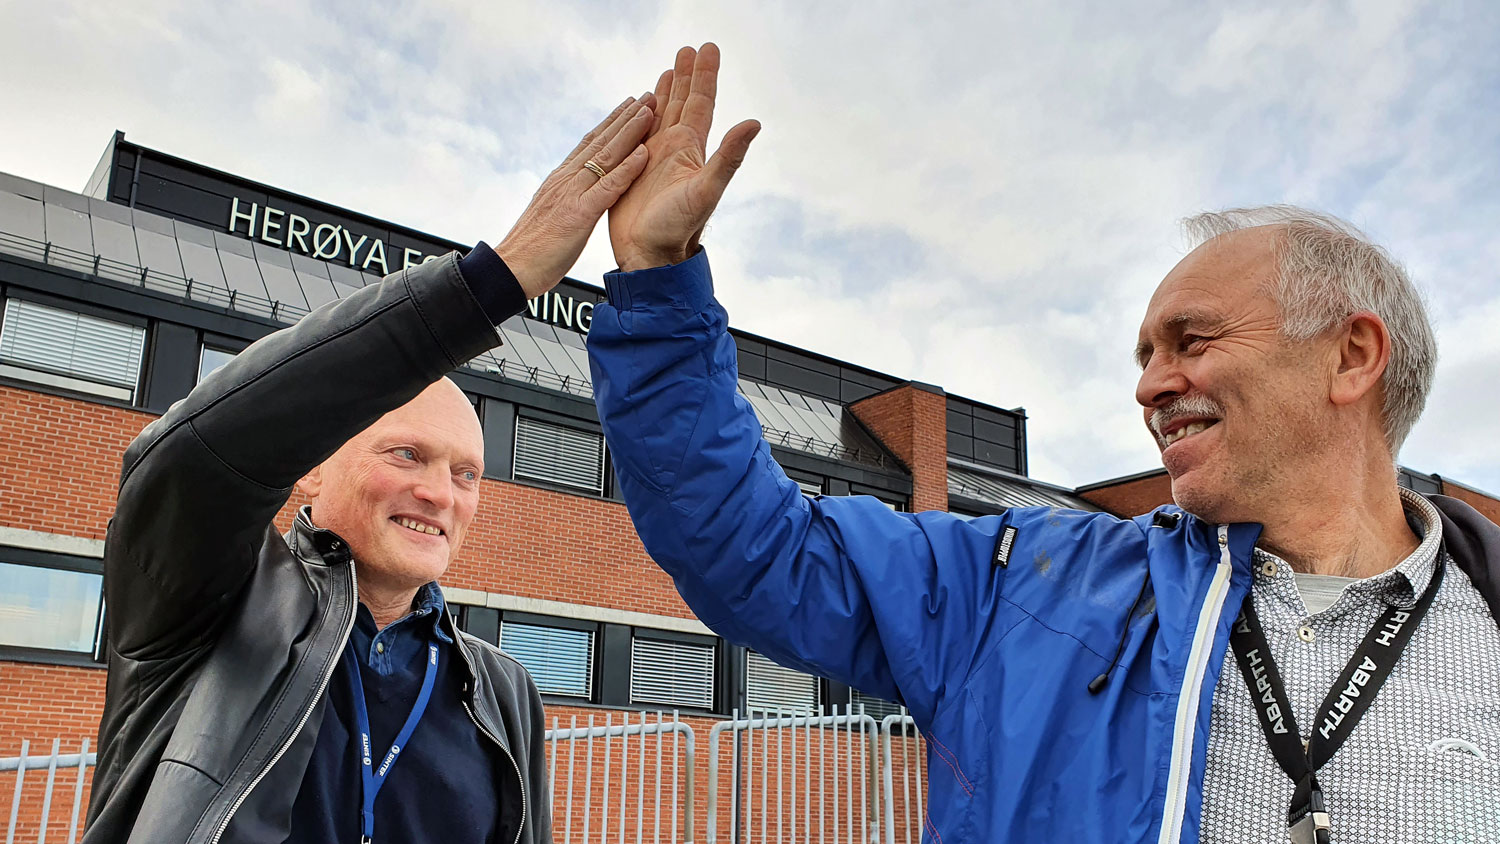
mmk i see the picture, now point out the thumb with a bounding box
[701,119,760,198]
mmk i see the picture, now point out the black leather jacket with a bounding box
[85,254,551,844]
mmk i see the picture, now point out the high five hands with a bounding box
[492,43,757,296]
[609,44,761,272]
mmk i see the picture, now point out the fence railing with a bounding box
[2,739,95,844]
[706,705,927,844]
[545,710,695,844]
[4,705,928,844]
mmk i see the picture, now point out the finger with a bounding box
[584,144,650,211]
[700,118,760,198]
[679,42,720,137]
[661,46,696,128]
[649,69,673,137]
[574,96,650,172]
[561,96,635,169]
[576,105,652,185]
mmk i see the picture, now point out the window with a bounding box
[850,688,904,721]
[793,478,823,497]
[631,635,715,709]
[0,554,104,660]
[501,621,594,698]
[745,650,820,714]
[197,345,237,384]
[0,298,146,401]
[513,415,605,494]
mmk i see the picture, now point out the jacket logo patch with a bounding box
[994,526,1018,568]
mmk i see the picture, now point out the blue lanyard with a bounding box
[343,639,440,844]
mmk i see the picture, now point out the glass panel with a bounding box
[0,191,45,242]
[252,242,308,314]
[0,562,101,653]
[500,622,593,698]
[198,346,237,384]
[43,202,94,254]
[524,321,588,382]
[134,228,186,279]
[214,232,271,303]
[291,253,337,311]
[513,416,604,493]
[746,650,820,714]
[90,216,140,267]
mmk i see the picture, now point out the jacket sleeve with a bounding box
[106,252,508,660]
[587,251,1011,725]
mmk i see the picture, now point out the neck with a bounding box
[1255,457,1418,579]
[356,574,424,630]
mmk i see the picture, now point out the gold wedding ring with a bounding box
[583,159,607,179]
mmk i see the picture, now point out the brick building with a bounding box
[0,133,1092,840]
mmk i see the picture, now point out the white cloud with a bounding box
[1,0,1497,493]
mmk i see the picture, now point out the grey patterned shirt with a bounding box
[1200,489,1500,842]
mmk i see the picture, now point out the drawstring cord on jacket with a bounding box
[1088,567,1153,694]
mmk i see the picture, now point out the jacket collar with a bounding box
[289,505,353,565]
[1430,494,1500,625]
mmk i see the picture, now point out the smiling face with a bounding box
[298,378,484,595]
[1134,227,1339,523]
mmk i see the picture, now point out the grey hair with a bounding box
[1181,205,1437,456]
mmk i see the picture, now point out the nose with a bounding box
[1135,352,1189,410]
[411,462,456,510]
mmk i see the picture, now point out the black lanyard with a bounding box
[1229,556,1444,844]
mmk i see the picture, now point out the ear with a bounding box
[296,464,324,498]
[1329,310,1391,409]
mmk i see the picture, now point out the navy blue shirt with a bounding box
[286,584,503,843]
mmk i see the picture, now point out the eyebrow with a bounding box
[1133,308,1224,369]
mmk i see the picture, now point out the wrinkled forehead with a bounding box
[1139,228,1281,337]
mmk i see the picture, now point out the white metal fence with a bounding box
[3,706,928,844]
[2,739,94,844]
[546,710,695,844]
[708,705,928,844]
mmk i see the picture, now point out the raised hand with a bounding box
[495,95,656,298]
[609,43,761,272]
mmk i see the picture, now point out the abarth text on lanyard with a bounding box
[344,640,441,844]
[1229,556,1444,844]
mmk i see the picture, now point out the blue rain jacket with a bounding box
[588,251,1264,843]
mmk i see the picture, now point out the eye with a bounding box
[394,447,417,461]
[460,470,478,482]
[1181,334,1210,352]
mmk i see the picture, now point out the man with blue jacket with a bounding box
[589,44,1500,843]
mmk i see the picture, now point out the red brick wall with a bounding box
[1440,479,1500,526]
[850,385,948,513]
[1,381,938,839]
[1078,470,1174,518]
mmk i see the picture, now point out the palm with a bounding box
[609,44,759,271]
[610,127,712,263]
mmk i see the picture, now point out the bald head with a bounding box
[297,377,485,597]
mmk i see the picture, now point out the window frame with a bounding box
[628,628,720,714]
[0,291,149,404]
[0,545,107,668]
[510,408,608,496]
[497,611,600,702]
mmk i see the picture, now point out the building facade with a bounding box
[0,133,1091,840]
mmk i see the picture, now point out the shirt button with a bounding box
[1297,625,1316,643]
[375,642,385,654]
[1260,560,1278,578]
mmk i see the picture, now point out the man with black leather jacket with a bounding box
[84,91,669,844]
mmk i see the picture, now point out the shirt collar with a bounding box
[1381,487,1444,607]
[356,582,454,644]
[1250,487,1443,608]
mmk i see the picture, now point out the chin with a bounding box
[1168,475,1231,523]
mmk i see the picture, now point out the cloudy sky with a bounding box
[3,0,1497,492]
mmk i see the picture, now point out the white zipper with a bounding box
[462,699,528,844]
[207,561,358,844]
[1156,525,1233,844]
